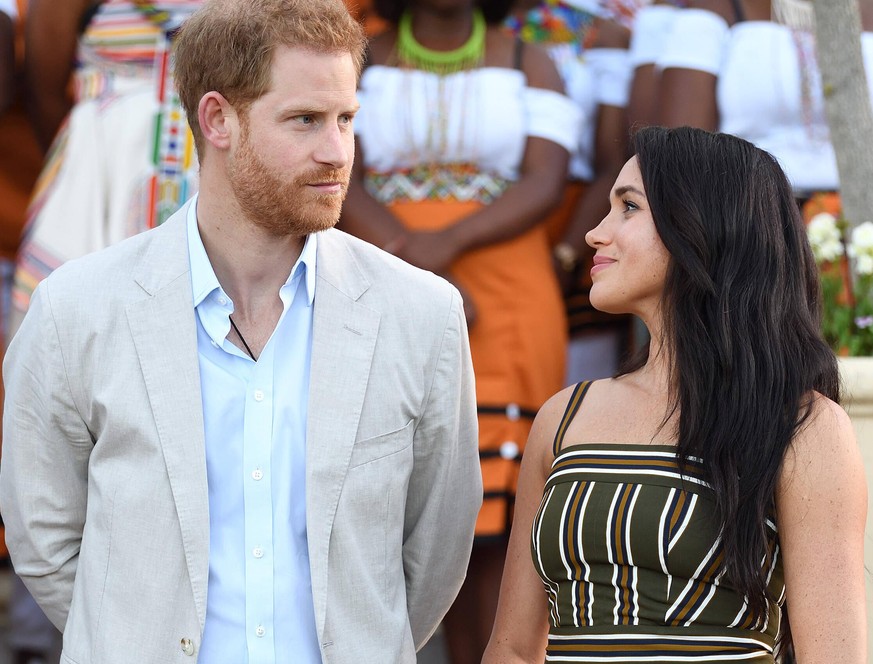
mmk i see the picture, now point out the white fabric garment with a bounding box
[659,8,873,193]
[628,4,680,67]
[355,66,581,178]
[0,0,17,20]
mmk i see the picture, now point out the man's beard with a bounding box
[228,128,349,238]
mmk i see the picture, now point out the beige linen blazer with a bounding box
[0,200,481,664]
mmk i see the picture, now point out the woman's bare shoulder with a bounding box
[780,392,863,492]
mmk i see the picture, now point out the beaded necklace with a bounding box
[396,9,486,75]
[392,9,486,172]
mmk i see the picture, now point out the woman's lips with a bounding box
[590,255,616,276]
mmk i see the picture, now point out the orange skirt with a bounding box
[390,199,567,538]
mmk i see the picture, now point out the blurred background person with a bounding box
[657,0,873,215]
[10,0,203,339]
[0,0,13,116]
[505,0,639,384]
[0,0,39,339]
[0,1,57,662]
[338,0,580,660]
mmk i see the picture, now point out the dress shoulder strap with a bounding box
[551,380,592,457]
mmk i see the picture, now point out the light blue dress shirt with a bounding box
[186,198,321,663]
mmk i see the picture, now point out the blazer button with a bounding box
[180,638,195,656]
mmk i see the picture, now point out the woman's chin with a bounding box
[588,295,628,316]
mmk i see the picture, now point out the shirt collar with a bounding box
[186,194,318,309]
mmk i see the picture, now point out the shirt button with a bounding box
[256,625,266,637]
[506,403,521,421]
[252,469,264,481]
[254,389,265,402]
[253,547,264,559]
[218,296,227,305]
[180,638,195,656]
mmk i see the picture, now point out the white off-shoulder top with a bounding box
[355,65,582,182]
[659,8,873,193]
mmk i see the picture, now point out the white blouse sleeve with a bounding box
[523,87,582,153]
[629,4,680,68]
[0,0,17,20]
[658,8,730,75]
[587,48,632,108]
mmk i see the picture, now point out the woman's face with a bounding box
[585,156,671,322]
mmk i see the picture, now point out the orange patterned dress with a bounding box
[356,64,581,537]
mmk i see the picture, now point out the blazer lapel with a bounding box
[306,230,380,639]
[125,203,210,630]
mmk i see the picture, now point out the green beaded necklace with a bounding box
[396,9,486,75]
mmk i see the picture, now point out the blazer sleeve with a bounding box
[0,278,92,630]
[403,286,481,649]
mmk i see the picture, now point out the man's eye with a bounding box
[297,115,314,124]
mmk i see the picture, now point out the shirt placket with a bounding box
[243,341,276,663]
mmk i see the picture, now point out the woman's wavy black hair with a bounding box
[627,126,839,641]
[372,0,514,25]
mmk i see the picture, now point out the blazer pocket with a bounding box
[349,419,414,468]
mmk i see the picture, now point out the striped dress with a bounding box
[531,382,786,662]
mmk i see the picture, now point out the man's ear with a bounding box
[198,91,237,151]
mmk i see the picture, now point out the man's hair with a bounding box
[173,0,366,157]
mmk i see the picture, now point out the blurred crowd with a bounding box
[0,0,868,662]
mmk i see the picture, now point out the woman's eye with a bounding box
[623,199,638,212]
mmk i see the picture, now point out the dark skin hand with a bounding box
[25,0,92,151]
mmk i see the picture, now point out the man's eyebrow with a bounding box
[280,102,361,115]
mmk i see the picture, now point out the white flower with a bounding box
[851,221,873,252]
[856,253,873,276]
[807,213,845,263]
[848,222,873,271]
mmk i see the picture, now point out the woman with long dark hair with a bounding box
[483,125,867,663]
